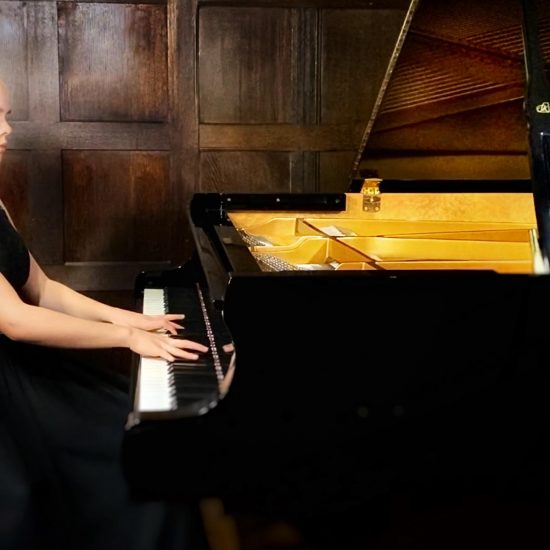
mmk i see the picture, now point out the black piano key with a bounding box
[172,370,217,384]
[164,287,234,377]
[170,372,216,384]
[165,287,203,326]
[170,357,209,368]
[170,359,211,371]
[173,396,214,409]
[172,333,210,348]
[171,384,217,402]
[166,286,231,342]
[172,386,215,400]
[173,384,216,397]
[172,368,216,379]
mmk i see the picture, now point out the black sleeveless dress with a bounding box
[0,208,201,550]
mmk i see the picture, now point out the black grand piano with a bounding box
[123,0,550,546]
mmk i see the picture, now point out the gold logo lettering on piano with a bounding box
[536,101,550,113]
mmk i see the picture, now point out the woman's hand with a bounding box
[127,327,208,362]
[111,308,209,361]
[108,308,185,335]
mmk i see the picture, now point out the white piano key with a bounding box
[142,288,166,315]
[136,286,221,415]
[138,357,175,412]
[138,289,175,412]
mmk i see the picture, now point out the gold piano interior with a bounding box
[228,186,539,274]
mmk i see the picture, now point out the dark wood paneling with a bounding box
[45,261,171,292]
[0,0,417,290]
[57,0,167,3]
[198,6,299,123]
[27,2,60,122]
[9,121,170,150]
[198,4,411,193]
[58,2,168,121]
[63,151,172,262]
[28,151,64,264]
[198,1,412,7]
[200,152,295,192]
[169,0,198,259]
[320,8,409,124]
[0,151,30,237]
[0,0,178,290]
[0,1,29,120]
[200,123,364,150]
[319,151,356,192]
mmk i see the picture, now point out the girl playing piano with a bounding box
[0,79,208,549]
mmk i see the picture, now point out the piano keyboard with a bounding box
[135,285,228,418]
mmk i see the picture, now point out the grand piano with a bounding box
[123,0,550,545]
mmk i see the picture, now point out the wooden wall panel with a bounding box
[320,9,409,124]
[0,151,30,237]
[198,4,412,194]
[26,151,64,264]
[319,151,357,192]
[199,123,365,151]
[200,152,294,192]
[198,7,299,123]
[0,1,175,289]
[0,2,28,119]
[63,151,172,262]
[58,3,168,121]
[0,0,414,289]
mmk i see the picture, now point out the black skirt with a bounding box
[0,337,201,550]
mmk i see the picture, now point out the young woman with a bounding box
[0,79,208,549]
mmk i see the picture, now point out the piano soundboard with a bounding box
[129,285,234,423]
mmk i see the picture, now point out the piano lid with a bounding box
[346,0,550,269]
[348,0,421,180]
[351,0,550,183]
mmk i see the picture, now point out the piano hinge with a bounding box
[360,178,382,212]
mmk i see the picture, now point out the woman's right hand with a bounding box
[127,327,208,362]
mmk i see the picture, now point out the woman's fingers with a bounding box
[156,334,208,360]
[159,349,176,362]
[143,315,185,334]
[223,342,234,353]
[173,338,209,353]
[163,323,181,335]
[164,314,185,321]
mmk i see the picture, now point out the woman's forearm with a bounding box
[1,273,207,360]
[37,279,122,323]
[5,301,131,349]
